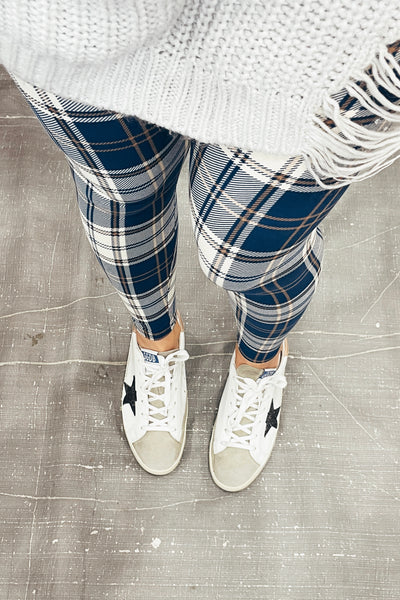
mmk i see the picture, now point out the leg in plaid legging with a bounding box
[13,38,400,363]
[15,79,387,364]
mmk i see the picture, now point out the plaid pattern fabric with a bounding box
[13,41,400,361]
[14,82,189,341]
[188,142,345,361]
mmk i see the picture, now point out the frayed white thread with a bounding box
[303,44,400,189]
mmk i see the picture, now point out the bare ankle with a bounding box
[235,342,286,370]
[135,317,182,353]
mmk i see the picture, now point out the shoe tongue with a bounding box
[236,364,276,381]
[140,347,177,419]
[233,364,277,437]
[259,368,277,380]
[141,348,177,363]
[141,348,163,364]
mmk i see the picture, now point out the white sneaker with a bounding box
[209,340,288,492]
[121,318,189,475]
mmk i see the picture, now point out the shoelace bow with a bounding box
[143,349,189,430]
[225,372,287,450]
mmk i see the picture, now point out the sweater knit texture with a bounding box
[1,1,400,187]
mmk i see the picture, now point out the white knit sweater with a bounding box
[1,0,400,188]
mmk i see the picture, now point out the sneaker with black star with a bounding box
[121,317,189,475]
[209,340,288,492]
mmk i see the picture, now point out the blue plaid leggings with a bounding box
[14,48,399,362]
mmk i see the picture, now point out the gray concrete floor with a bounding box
[0,66,399,600]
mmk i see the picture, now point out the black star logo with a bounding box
[264,399,281,436]
[122,377,137,415]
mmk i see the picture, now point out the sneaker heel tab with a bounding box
[176,311,185,348]
[179,329,185,349]
[282,338,289,357]
[130,328,139,349]
[176,311,184,330]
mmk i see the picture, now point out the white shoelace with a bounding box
[143,349,189,431]
[224,372,287,450]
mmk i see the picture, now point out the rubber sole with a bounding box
[208,422,275,492]
[123,403,188,476]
